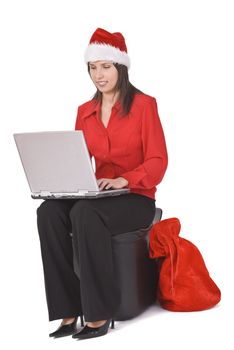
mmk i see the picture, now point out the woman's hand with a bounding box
[97,177,129,190]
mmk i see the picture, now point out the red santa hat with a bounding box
[84,28,130,69]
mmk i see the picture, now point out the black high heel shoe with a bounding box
[72,319,115,340]
[49,315,85,338]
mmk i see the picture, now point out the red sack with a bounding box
[149,217,221,311]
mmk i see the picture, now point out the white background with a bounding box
[1,0,233,349]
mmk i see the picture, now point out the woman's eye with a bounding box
[89,65,110,70]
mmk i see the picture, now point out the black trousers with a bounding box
[36,193,156,322]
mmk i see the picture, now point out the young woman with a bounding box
[36,27,168,340]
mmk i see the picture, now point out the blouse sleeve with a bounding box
[121,97,168,189]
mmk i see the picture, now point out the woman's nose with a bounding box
[96,68,104,79]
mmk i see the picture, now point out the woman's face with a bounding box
[89,60,118,94]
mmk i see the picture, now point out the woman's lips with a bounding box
[96,81,108,87]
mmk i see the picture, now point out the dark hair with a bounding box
[87,63,143,116]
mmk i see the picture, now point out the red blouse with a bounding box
[75,93,168,200]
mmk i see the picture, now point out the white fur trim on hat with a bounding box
[84,43,130,68]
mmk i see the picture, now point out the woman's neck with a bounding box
[102,91,120,107]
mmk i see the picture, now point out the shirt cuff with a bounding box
[120,170,147,188]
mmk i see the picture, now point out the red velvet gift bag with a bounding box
[149,217,221,311]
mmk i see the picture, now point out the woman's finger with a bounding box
[106,184,113,189]
[100,180,109,189]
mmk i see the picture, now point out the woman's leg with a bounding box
[69,193,156,323]
[36,199,83,321]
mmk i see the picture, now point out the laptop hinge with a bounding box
[40,191,51,196]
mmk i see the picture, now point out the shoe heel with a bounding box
[110,319,115,329]
[80,314,84,327]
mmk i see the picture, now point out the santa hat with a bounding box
[84,28,130,69]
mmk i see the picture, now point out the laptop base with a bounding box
[31,188,130,199]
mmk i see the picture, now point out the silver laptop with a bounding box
[13,130,130,199]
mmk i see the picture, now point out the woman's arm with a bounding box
[120,97,168,189]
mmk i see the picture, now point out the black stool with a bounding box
[70,207,162,321]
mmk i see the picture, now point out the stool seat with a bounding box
[71,207,162,320]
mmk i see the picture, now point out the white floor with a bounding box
[3,294,232,350]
